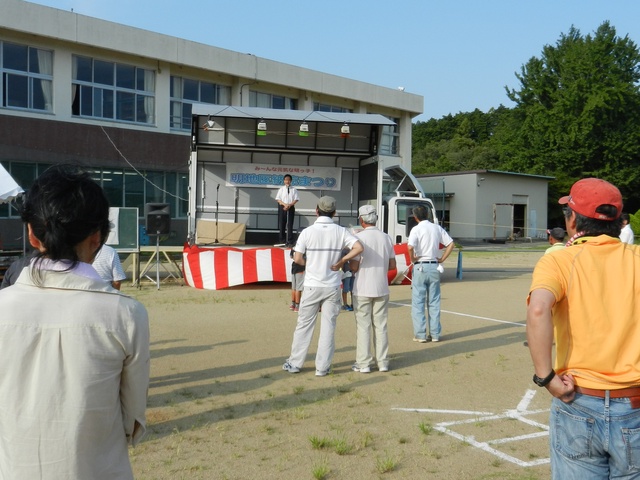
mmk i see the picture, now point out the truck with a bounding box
[187,105,437,247]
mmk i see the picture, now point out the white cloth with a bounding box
[275,185,299,205]
[407,220,454,261]
[352,226,394,298]
[0,262,150,479]
[93,244,126,283]
[294,217,358,288]
[620,224,635,245]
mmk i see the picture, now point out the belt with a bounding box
[415,261,438,264]
[575,386,640,398]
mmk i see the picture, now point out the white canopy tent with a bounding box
[0,164,25,254]
[0,164,23,204]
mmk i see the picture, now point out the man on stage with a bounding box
[275,174,299,247]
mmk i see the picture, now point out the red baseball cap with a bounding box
[558,178,622,221]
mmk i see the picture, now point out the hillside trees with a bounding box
[413,22,640,213]
[504,22,640,210]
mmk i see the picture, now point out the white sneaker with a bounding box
[351,364,371,373]
[315,369,330,377]
[432,337,440,343]
[378,365,389,372]
[282,361,300,373]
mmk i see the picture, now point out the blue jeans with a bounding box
[550,393,640,479]
[411,263,441,340]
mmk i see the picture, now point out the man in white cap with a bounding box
[283,196,363,376]
[349,204,396,373]
[527,177,640,478]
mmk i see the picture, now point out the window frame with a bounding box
[71,55,155,125]
[1,41,53,112]
[170,75,231,130]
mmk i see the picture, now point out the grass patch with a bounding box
[418,420,433,435]
[375,453,398,474]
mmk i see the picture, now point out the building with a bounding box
[0,0,423,249]
[417,170,553,242]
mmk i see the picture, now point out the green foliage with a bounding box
[629,211,640,240]
[413,22,640,213]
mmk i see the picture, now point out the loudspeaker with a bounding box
[406,214,418,238]
[145,203,171,235]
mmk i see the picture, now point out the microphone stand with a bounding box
[214,183,220,244]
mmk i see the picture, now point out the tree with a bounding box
[503,22,640,211]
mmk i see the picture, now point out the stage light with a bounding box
[202,115,215,130]
[341,122,350,138]
[257,119,267,136]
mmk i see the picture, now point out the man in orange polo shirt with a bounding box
[526,178,640,479]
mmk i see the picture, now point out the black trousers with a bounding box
[278,205,295,244]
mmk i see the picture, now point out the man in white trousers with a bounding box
[349,204,396,373]
[283,196,363,376]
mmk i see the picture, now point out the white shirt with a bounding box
[275,185,299,206]
[620,224,635,245]
[0,263,150,479]
[353,226,395,297]
[407,220,453,261]
[294,216,358,288]
[93,244,126,282]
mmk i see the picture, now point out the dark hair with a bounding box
[412,205,429,221]
[283,174,292,181]
[621,213,630,222]
[21,165,110,275]
[563,206,622,237]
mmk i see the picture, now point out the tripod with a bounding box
[138,231,162,290]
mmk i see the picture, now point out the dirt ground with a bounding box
[125,245,553,480]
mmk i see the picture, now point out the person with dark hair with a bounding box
[620,212,634,245]
[526,178,640,478]
[545,227,566,254]
[407,205,454,343]
[283,196,363,376]
[275,174,299,247]
[0,165,150,479]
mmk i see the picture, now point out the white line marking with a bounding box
[393,389,550,467]
[389,301,525,327]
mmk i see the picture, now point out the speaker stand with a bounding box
[138,233,162,290]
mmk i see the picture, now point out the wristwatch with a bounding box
[533,369,556,387]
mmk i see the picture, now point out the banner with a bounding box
[226,163,341,191]
[183,243,413,290]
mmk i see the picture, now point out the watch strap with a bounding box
[533,369,556,387]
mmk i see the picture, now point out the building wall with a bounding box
[418,172,550,241]
[0,0,424,248]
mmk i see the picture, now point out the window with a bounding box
[1,41,53,112]
[72,55,155,124]
[313,103,352,113]
[379,116,400,155]
[249,90,297,110]
[0,162,187,220]
[170,76,231,130]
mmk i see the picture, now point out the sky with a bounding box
[26,0,640,122]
